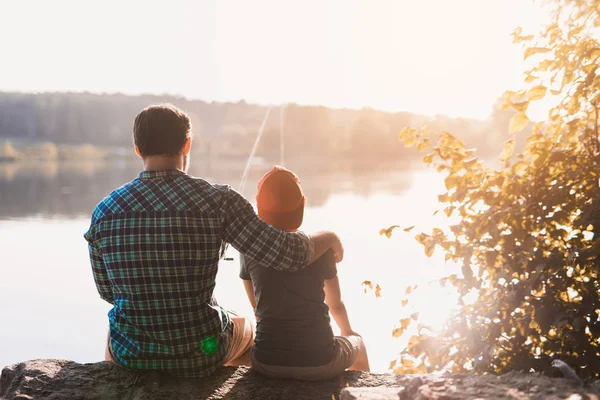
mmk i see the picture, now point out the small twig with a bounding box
[551,359,584,386]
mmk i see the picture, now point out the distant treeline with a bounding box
[0,91,516,162]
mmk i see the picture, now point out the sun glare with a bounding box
[0,0,549,119]
[2,0,589,381]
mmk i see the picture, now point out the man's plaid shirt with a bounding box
[84,169,313,377]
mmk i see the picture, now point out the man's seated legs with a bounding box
[105,329,115,362]
[104,315,254,367]
[223,313,255,367]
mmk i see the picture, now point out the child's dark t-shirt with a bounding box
[239,249,338,367]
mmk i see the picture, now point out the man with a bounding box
[84,104,344,378]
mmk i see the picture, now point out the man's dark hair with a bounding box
[133,104,192,157]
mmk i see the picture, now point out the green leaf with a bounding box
[392,327,405,338]
[424,242,435,257]
[569,25,584,36]
[509,113,529,133]
[415,233,429,245]
[500,90,517,110]
[525,74,539,83]
[444,175,458,190]
[463,157,478,169]
[524,47,551,60]
[379,225,400,238]
[511,101,529,113]
[500,139,516,161]
[527,85,547,101]
[407,335,420,350]
[398,127,415,141]
[511,161,528,176]
[418,138,430,152]
[400,318,411,330]
[404,137,417,148]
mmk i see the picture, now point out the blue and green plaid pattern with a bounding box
[84,169,312,377]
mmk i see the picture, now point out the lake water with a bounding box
[0,158,460,373]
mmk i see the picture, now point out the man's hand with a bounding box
[308,231,344,264]
[331,234,344,263]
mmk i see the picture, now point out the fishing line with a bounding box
[280,104,285,167]
[238,106,273,194]
[222,103,285,261]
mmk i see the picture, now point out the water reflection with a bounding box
[0,159,414,219]
[0,161,457,372]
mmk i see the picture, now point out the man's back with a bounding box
[85,169,232,377]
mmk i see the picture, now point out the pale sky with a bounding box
[0,0,547,119]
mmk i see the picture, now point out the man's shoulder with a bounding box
[85,180,135,240]
[90,180,137,224]
[93,177,229,219]
[180,175,231,211]
[86,176,233,239]
[183,175,229,194]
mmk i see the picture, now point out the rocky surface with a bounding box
[2,359,600,400]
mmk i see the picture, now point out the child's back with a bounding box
[240,249,336,367]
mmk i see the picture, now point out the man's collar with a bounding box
[136,169,187,180]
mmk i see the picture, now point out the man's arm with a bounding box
[310,231,344,263]
[222,187,343,271]
[87,242,114,304]
[325,276,358,337]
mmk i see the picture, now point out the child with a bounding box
[239,166,370,380]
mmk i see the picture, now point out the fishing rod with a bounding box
[222,103,287,261]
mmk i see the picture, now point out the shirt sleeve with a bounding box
[239,254,251,280]
[222,186,313,272]
[322,249,338,280]
[85,227,114,304]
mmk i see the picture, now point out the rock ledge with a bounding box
[1,359,599,399]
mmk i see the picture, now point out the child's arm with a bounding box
[242,279,257,312]
[239,254,258,316]
[324,276,358,337]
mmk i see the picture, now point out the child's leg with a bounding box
[337,335,370,372]
[346,336,370,372]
